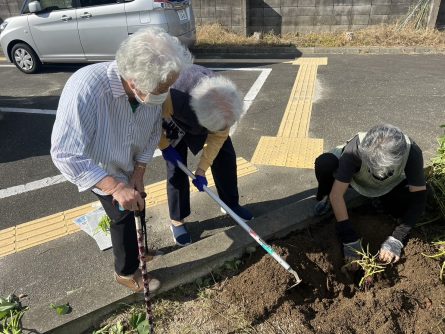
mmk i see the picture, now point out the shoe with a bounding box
[143,249,164,263]
[314,196,331,216]
[115,269,161,293]
[220,205,253,222]
[170,224,192,247]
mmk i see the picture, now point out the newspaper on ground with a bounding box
[73,206,112,251]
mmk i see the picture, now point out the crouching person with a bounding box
[160,65,253,247]
[51,28,192,292]
[314,124,427,265]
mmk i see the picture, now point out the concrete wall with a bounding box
[247,0,419,34]
[0,0,22,23]
[2,0,443,30]
[194,0,445,34]
[193,0,247,35]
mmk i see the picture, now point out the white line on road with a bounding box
[1,67,271,198]
[210,68,272,135]
[0,107,57,115]
[0,175,67,199]
[0,65,15,68]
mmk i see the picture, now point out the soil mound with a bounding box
[209,212,445,333]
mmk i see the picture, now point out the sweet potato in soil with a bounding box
[199,211,445,333]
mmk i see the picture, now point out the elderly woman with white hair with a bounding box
[313,124,427,266]
[159,65,253,246]
[51,27,192,292]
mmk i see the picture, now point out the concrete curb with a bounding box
[1,46,443,64]
[47,191,364,334]
[190,46,445,59]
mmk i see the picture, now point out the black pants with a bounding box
[95,193,144,276]
[166,137,239,221]
[314,152,410,217]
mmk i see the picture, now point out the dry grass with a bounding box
[196,23,445,49]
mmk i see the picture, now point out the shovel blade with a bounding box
[287,269,302,290]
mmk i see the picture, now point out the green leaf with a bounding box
[137,319,150,334]
[50,303,71,315]
[129,312,146,329]
[0,299,18,320]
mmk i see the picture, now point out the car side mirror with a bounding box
[28,1,42,13]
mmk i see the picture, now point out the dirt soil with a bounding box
[168,209,445,334]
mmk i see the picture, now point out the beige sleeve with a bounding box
[197,128,230,172]
[158,93,174,150]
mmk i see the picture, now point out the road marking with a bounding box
[0,65,14,68]
[0,67,270,198]
[0,107,57,115]
[0,175,67,199]
[210,67,272,135]
[0,150,160,199]
[0,157,257,257]
[0,56,6,61]
[251,58,327,169]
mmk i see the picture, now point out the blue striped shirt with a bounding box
[51,61,162,193]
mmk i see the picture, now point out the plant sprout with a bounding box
[95,215,111,236]
[352,244,387,289]
[422,241,445,281]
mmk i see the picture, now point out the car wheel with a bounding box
[11,43,41,74]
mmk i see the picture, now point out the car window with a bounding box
[79,0,119,7]
[39,0,74,11]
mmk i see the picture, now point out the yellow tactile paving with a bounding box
[251,137,323,169]
[0,157,257,258]
[286,138,324,168]
[293,57,328,65]
[144,157,258,206]
[277,101,313,138]
[252,57,327,169]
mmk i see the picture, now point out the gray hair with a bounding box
[359,124,408,179]
[116,27,193,94]
[190,76,243,132]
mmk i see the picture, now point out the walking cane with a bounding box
[134,192,155,333]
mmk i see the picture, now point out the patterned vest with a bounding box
[332,132,411,197]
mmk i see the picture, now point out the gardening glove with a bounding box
[192,175,208,192]
[379,236,403,263]
[342,239,362,272]
[162,145,184,167]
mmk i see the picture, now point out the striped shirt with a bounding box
[51,61,162,193]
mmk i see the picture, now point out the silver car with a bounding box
[0,0,195,73]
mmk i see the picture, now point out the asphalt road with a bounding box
[0,55,444,231]
[1,55,444,332]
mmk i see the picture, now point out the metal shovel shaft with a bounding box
[176,161,302,286]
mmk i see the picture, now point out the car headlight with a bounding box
[0,21,8,34]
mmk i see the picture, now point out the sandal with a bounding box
[170,224,192,247]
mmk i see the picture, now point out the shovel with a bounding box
[176,161,302,289]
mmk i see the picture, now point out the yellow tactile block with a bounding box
[277,101,313,138]
[0,157,257,258]
[293,57,328,66]
[144,157,258,206]
[251,137,323,169]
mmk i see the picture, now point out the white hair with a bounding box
[190,76,243,132]
[116,27,193,94]
[359,124,408,179]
